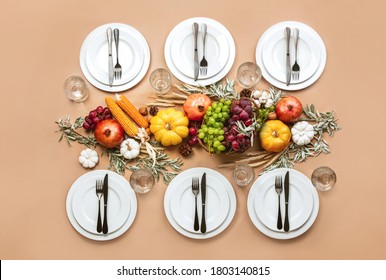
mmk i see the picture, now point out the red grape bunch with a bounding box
[83,106,112,131]
[223,98,254,152]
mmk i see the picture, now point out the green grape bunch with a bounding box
[198,99,231,153]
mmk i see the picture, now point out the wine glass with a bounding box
[311,166,337,191]
[237,62,262,89]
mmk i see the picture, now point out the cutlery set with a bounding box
[276,171,290,232]
[106,27,122,87]
[191,172,207,233]
[192,22,208,81]
[285,27,301,85]
[96,174,109,234]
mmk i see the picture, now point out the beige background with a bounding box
[1,0,385,259]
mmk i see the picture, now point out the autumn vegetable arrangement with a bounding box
[56,79,340,184]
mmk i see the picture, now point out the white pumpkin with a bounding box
[120,138,140,159]
[79,148,99,168]
[291,121,315,146]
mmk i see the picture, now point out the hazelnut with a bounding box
[139,106,148,116]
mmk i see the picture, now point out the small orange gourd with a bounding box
[260,120,291,152]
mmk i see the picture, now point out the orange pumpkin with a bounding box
[260,120,291,152]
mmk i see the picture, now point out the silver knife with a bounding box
[200,172,206,233]
[106,28,114,87]
[284,171,290,232]
[193,22,199,81]
[102,173,109,234]
[285,27,291,86]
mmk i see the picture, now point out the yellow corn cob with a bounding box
[115,94,149,128]
[105,96,138,137]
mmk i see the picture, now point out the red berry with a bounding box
[83,122,91,130]
[89,111,97,118]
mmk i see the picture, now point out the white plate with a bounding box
[165,17,235,86]
[66,170,137,241]
[170,23,230,79]
[247,168,319,239]
[253,171,313,232]
[170,175,230,233]
[80,23,150,92]
[262,28,321,84]
[85,27,144,86]
[71,174,131,234]
[256,21,326,91]
[164,167,236,239]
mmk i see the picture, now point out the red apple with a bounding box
[275,96,303,123]
[94,119,124,148]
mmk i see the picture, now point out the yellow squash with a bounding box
[260,120,291,152]
[150,108,189,146]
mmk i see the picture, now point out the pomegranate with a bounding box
[94,119,124,148]
[275,96,303,123]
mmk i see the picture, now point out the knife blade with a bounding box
[285,27,291,86]
[192,22,199,81]
[200,172,207,233]
[102,173,109,234]
[284,171,290,232]
[106,28,114,87]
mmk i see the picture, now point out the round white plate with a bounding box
[247,168,319,239]
[262,28,321,84]
[164,167,236,239]
[253,171,313,232]
[256,21,326,91]
[80,23,150,92]
[165,17,235,86]
[85,27,144,86]
[66,170,137,241]
[170,23,230,79]
[170,175,230,233]
[71,174,131,234]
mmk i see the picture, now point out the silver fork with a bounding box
[199,23,208,77]
[95,180,103,233]
[113,28,122,80]
[192,177,200,231]
[291,28,300,81]
[275,176,283,230]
